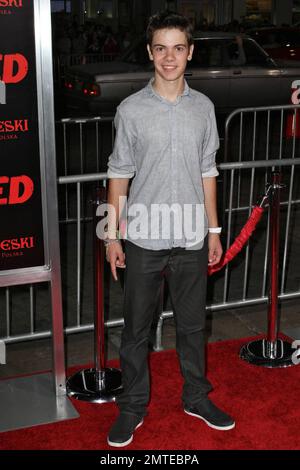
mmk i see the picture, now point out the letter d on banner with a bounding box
[0,80,6,104]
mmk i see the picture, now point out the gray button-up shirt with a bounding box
[107,78,219,250]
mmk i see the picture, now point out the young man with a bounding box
[105,12,235,448]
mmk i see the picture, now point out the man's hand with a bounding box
[208,233,223,266]
[106,241,126,281]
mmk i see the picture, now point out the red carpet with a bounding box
[0,336,299,450]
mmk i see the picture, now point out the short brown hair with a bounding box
[146,11,194,46]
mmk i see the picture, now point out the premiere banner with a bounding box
[0,0,45,270]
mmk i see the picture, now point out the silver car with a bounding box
[63,32,300,116]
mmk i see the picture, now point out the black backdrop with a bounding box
[0,0,45,270]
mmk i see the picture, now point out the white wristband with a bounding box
[208,227,222,234]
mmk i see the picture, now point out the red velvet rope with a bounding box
[208,206,265,276]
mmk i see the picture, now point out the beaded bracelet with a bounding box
[104,238,121,247]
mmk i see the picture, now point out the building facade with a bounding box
[51,0,299,30]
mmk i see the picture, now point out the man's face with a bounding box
[147,28,193,83]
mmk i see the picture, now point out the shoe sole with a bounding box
[107,420,143,448]
[184,409,235,431]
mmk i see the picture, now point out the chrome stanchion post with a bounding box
[240,171,295,367]
[266,172,281,358]
[67,184,123,402]
[94,185,106,390]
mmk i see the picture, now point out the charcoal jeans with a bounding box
[116,237,212,416]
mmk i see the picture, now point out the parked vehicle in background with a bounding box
[248,27,300,61]
[63,32,300,117]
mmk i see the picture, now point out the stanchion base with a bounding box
[240,339,295,368]
[67,367,123,403]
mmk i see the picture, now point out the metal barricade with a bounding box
[55,116,115,178]
[224,104,300,163]
[55,115,114,228]
[1,106,300,352]
[222,103,300,224]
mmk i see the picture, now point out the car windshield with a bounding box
[189,38,269,67]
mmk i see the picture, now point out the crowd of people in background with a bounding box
[52,12,296,64]
[54,14,135,60]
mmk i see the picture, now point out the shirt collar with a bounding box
[145,77,191,102]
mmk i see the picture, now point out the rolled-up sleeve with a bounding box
[202,165,219,177]
[107,107,137,179]
[201,105,219,175]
